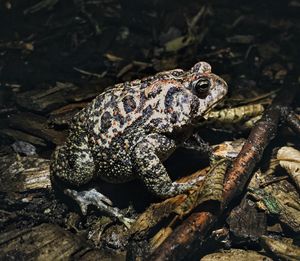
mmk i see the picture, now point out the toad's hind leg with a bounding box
[50,131,95,187]
[132,133,205,198]
[51,131,134,227]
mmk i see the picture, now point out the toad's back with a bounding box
[74,73,195,149]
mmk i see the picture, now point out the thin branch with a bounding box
[285,110,300,136]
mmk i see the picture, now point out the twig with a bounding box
[285,110,300,136]
[73,67,107,78]
[148,84,298,261]
[23,0,59,14]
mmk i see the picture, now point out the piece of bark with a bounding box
[0,128,47,147]
[7,112,66,145]
[0,154,51,192]
[212,139,246,159]
[16,82,79,112]
[203,103,265,131]
[249,178,300,233]
[201,248,272,261]
[16,81,107,113]
[195,159,230,206]
[48,102,87,126]
[277,146,300,190]
[0,223,88,259]
[79,249,126,261]
[260,236,300,260]
[285,110,300,135]
[227,196,267,242]
[0,223,110,260]
[148,85,297,261]
[248,159,300,233]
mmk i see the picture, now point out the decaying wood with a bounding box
[0,223,88,260]
[212,139,245,159]
[204,103,264,125]
[149,85,298,261]
[7,112,66,145]
[249,172,300,233]
[48,102,87,126]
[0,128,47,147]
[260,236,300,260]
[285,110,300,136]
[277,146,300,190]
[195,159,229,206]
[15,82,107,113]
[16,82,79,112]
[0,154,51,192]
[226,196,267,241]
[0,223,122,260]
[201,248,272,261]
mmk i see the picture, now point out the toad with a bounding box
[51,62,228,226]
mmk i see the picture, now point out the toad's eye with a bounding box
[194,78,211,98]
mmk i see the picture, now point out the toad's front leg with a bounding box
[132,133,205,198]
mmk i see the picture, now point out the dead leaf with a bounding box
[277,146,300,190]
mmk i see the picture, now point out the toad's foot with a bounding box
[182,133,212,156]
[65,188,135,228]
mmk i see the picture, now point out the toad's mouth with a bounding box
[202,77,228,117]
[192,98,224,127]
[202,95,225,117]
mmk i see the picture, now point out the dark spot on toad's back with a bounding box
[122,95,137,113]
[172,70,184,77]
[147,87,162,98]
[165,86,180,111]
[142,105,152,118]
[108,94,118,107]
[94,96,104,108]
[170,112,178,124]
[101,111,112,131]
[137,92,147,111]
[149,118,163,126]
[141,81,148,89]
[114,111,125,126]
